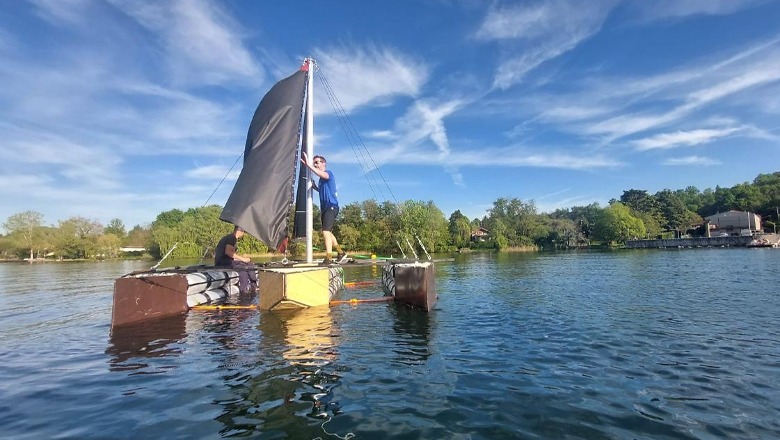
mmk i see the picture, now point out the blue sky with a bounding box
[2,0,780,231]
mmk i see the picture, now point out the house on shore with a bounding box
[704,211,761,237]
[471,227,490,242]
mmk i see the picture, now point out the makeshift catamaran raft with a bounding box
[111,58,436,327]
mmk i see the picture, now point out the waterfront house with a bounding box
[704,211,761,236]
[471,227,490,242]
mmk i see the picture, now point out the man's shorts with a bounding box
[321,206,339,232]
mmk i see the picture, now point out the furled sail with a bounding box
[220,68,307,250]
[292,116,309,240]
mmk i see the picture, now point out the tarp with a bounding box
[220,69,307,250]
[293,116,309,240]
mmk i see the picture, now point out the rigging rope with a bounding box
[203,154,244,207]
[198,153,245,264]
[317,68,395,204]
[317,65,432,259]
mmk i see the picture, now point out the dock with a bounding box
[626,233,779,249]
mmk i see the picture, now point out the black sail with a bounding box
[220,69,307,250]
[292,116,309,240]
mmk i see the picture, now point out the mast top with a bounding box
[300,57,315,72]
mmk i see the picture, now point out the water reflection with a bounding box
[192,296,259,352]
[216,307,343,438]
[390,305,433,365]
[105,313,187,372]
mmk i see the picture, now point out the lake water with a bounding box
[1,249,779,439]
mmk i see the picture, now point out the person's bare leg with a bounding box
[323,231,334,257]
[332,235,342,253]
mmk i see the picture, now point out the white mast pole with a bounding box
[305,58,315,263]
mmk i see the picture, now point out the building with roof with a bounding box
[704,211,761,236]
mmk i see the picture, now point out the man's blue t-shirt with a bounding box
[319,170,339,209]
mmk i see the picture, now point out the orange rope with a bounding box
[191,305,258,310]
[329,297,394,305]
[344,280,378,288]
[192,296,393,310]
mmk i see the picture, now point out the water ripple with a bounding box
[1,252,779,439]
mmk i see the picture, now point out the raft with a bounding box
[112,267,241,327]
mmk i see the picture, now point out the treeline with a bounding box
[551,171,780,245]
[2,172,778,260]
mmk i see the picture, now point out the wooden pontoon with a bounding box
[381,260,437,311]
[259,265,344,310]
[112,267,239,327]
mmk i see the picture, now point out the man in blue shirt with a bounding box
[302,153,347,264]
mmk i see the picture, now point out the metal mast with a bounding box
[305,57,315,263]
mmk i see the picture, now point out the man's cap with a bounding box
[235,226,245,232]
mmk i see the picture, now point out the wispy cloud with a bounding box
[0,173,54,191]
[185,165,241,181]
[583,54,780,141]
[394,100,461,156]
[535,188,572,201]
[0,123,122,189]
[314,44,429,114]
[535,193,604,213]
[108,0,262,86]
[500,36,780,146]
[339,142,621,171]
[630,0,767,21]
[632,127,742,150]
[349,98,465,185]
[475,0,617,89]
[662,156,722,166]
[29,0,93,25]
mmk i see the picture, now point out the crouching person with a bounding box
[215,226,258,294]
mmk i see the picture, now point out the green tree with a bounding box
[540,217,577,250]
[698,187,718,215]
[490,218,509,250]
[53,219,80,259]
[484,197,545,247]
[635,211,662,239]
[338,224,360,251]
[397,200,448,254]
[730,182,764,212]
[97,233,122,259]
[3,210,45,260]
[53,217,103,258]
[148,205,269,259]
[347,200,403,255]
[619,189,657,213]
[675,186,704,213]
[151,225,178,259]
[338,203,364,251]
[125,225,151,248]
[0,234,16,259]
[357,204,385,252]
[105,218,126,239]
[551,203,602,244]
[655,189,696,232]
[592,202,645,245]
[754,172,780,209]
[448,210,472,248]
